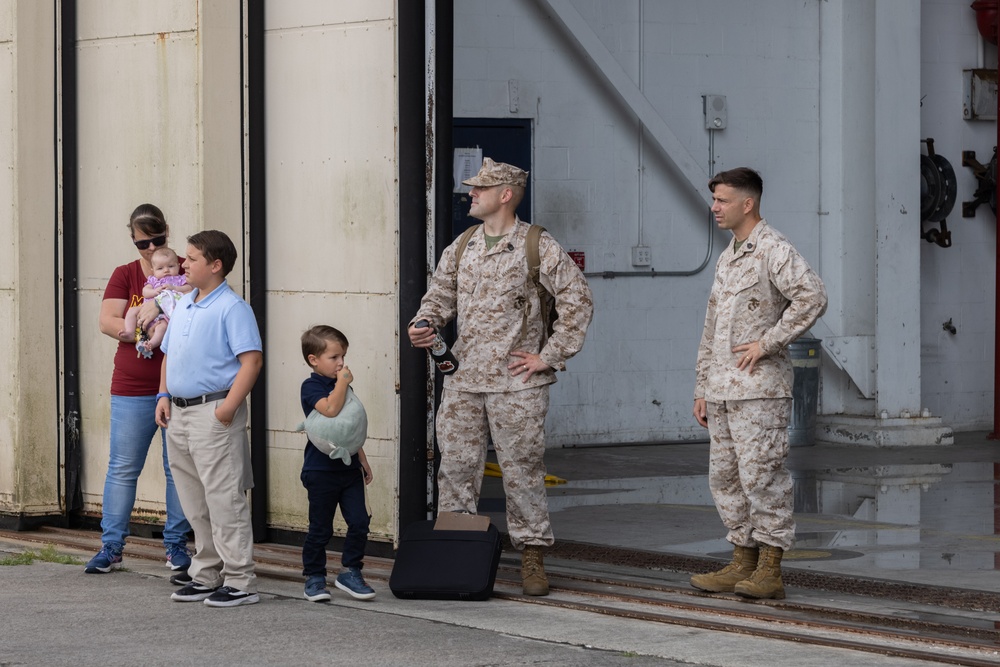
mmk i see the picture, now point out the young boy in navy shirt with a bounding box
[299,325,375,601]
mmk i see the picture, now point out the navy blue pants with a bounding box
[300,469,370,578]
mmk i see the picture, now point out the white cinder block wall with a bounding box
[455,0,997,445]
[456,0,823,445]
[919,0,997,431]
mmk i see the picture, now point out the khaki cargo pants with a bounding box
[706,397,795,551]
[436,386,553,550]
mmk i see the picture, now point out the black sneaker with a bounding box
[169,571,193,586]
[204,586,260,608]
[171,582,219,602]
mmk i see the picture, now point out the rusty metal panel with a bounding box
[0,0,60,516]
[0,1,11,42]
[0,9,12,500]
[76,0,196,41]
[0,292,15,505]
[265,291,399,535]
[50,0,402,539]
[75,10,203,517]
[77,289,112,513]
[75,30,202,290]
[265,0,393,29]
[264,21,397,294]
[0,41,13,293]
[263,12,399,539]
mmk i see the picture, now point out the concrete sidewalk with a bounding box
[0,536,946,667]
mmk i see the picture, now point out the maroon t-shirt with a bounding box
[103,259,184,396]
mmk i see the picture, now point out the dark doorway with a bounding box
[451,118,532,240]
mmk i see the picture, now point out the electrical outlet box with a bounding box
[703,94,727,130]
[631,245,651,267]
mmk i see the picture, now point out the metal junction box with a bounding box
[703,94,727,130]
[963,69,997,121]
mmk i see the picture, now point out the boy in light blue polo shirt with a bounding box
[155,230,263,608]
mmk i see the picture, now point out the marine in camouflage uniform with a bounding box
[691,167,827,600]
[409,158,594,596]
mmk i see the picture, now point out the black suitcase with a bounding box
[389,519,503,600]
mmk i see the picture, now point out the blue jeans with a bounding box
[100,394,190,547]
[300,469,370,577]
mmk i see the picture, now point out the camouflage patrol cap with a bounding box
[462,157,529,188]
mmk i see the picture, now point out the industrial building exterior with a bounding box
[0,0,994,548]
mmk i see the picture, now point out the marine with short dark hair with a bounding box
[691,167,827,600]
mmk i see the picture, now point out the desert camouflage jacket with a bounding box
[695,219,827,402]
[414,218,594,392]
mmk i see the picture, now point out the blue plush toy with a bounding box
[295,387,368,464]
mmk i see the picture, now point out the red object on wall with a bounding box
[567,250,585,272]
[972,0,998,45]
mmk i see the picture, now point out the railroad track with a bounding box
[5,526,999,666]
[490,565,1000,666]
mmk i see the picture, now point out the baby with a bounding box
[122,247,192,358]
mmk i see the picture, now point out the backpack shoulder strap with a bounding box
[526,224,544,285]
[520,225,556,344]
[453,224,481,270]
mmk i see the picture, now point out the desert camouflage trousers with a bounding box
[436,386,553,549]
[706,397,795,551]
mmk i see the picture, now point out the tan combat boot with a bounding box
[734,544,785,600]
[689,545,759,593]
[521,545,549,596]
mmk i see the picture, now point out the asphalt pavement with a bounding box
[0,534,946,667]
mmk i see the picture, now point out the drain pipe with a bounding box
[397,0,439,531]
[582,217,715,279]
[583,129,720,280]
[976,0,1000,437]
[995,42,1000,439]
[245,0,269,539]
[637,0,645,251]
[424,0,437,519]
[60,0,82,518]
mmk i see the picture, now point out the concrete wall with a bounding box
[1,0,995,535]
[919,0,998,430]
[454,0,998,442]
[455,0,824,444]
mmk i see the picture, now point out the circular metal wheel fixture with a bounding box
[988,150,997,215]
[920,153,957,222]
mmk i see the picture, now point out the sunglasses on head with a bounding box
[133,235,167,250]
